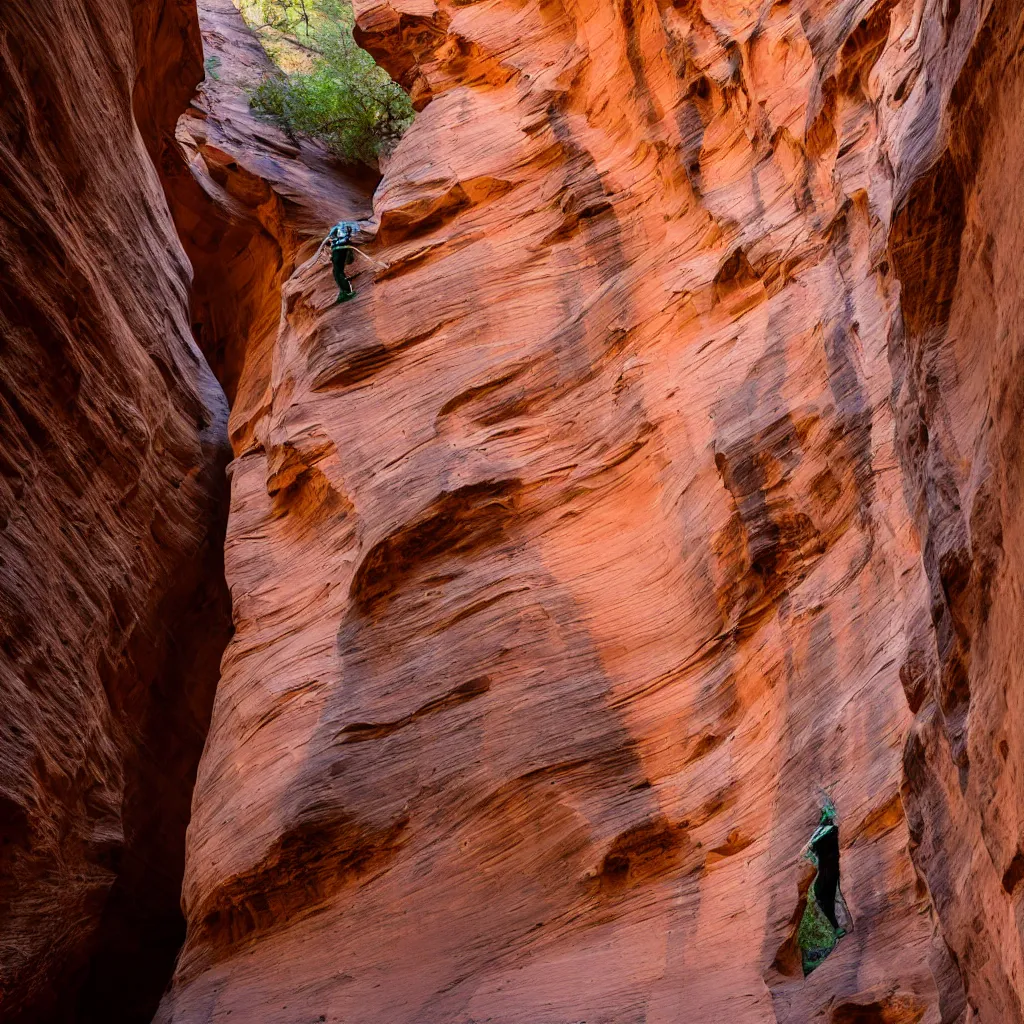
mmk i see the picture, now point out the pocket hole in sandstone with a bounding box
[1002,849,1024,895]
[797,799,852,976]
[829,993,927,1023]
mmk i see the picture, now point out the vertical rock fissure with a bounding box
[128,2,377,1011]
[798,807,849,977]
[70,474,234,1024]
[69,7,243,1022]
[64,10,240,1020]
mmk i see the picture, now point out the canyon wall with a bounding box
[161,0,376,452]
[0,1,232,1020]
[153,0,1024,1023]
[0,0,1021,1021]
[891,1,1024,1016]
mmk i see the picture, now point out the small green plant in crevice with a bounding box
[797,798,852,976]
[235,0,413,168]
[204,54,223,80]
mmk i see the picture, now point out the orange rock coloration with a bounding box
[1,0,1023,1022]
[150,0,1024,1022]
[0,1,232,1021]
[162,0,376,452]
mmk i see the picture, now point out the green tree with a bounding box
[238,0,348,39]
[238,0,413,167]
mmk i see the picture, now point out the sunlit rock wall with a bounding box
[159,0,1024,1021]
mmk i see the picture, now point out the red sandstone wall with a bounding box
[0,1,232,1020]
[154,1,1024,1023]
[0,0,1021,1020]
[891,2,1024,1017]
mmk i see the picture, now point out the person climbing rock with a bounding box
[329,221,358,303]
[315,220,387,304]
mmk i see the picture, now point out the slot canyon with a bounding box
[0,0,1022,1021]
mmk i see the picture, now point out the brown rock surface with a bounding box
[152,0,1024,1022]
[891,1,1024,1017]
[0,1,232,1020]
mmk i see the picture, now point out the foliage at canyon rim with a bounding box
[235,0,413,167]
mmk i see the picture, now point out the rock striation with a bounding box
[0,1,232,1020]
[153,1,1024,1023]
[1,0,1022,1021]
[891,2,1024,1017]
[162,0,375,455]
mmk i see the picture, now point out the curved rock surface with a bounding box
[891,2,1024,1017]
[163,0,375,453]
[0,1,232,1020]
[2,0,1022,1021]
[154,0,1024,1022]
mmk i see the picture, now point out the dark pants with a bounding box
[332,246,355,302]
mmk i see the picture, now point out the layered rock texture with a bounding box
[2,0,1024,1021]
[0,1,232,1021]
[150,0,1024,1022]
[163,0,375,452]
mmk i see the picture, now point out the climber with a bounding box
[308,220,387,305]
[328,221,358,303]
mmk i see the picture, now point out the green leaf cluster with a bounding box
[237,0,352,39]
[797,892,842,975]
[237,0,413,167]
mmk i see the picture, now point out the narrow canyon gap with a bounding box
[0,0,1023,1023]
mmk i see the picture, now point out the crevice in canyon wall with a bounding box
[156,0,376,452]
[797,804,852,978]
[76,4,376,1019]
[70,500,232,1024]
[0,1,233,1021]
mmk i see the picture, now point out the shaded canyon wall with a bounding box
[153,0,1024,1023]
[0,1,232,1020]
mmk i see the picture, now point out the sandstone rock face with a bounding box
[0,1,232,1020]
[154,0,1024,1021]
[891,3,1024,1017]
[163,0,375,453]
